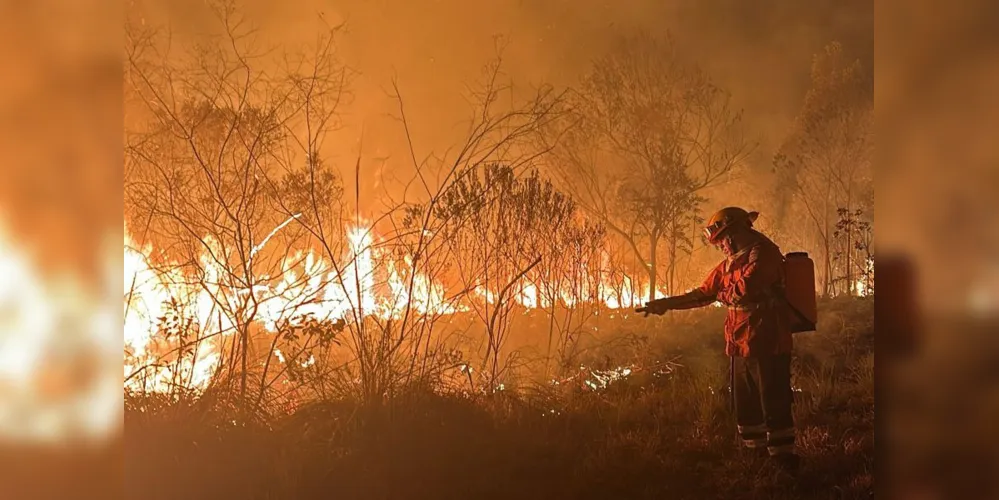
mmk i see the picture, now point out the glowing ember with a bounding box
[551,360,679,392]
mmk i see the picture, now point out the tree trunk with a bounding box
[545,302,556,378]
[668,223,678,296]
[240,323,248,402]
[845,209,853,296]
[822,186,833,297]
[648,234,659,302]
[845,190,855,296]
[823,234,832,297]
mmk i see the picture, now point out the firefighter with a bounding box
[637,207,800,473]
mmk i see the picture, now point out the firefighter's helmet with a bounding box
[703,207,759,244]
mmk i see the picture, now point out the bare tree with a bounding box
[359,54,567,391]
[434,164,599,388]
[124,1,351,410]
[264,51,571,401]
[533,217,606,377]
[774,41,873,296]
[542,33,752,299]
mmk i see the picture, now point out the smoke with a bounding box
[133,0,872,198]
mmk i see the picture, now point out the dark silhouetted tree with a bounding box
[543,33,751,299]
[775,42,873,296]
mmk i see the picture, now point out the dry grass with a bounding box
[125,298,874,500]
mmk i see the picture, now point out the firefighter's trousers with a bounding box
[732,353,796,456]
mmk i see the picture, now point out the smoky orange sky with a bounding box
[133,0,872,210]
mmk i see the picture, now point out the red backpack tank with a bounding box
[784,252,818,333]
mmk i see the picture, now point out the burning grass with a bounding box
[125,298,874,500]
[123,220,674,395]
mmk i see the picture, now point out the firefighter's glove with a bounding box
[636,300,669,317]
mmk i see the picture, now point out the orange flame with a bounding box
[123,223,669,393]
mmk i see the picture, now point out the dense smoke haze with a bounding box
[133,0,872,203]
[119,0,879,398]
[5,0,999,497]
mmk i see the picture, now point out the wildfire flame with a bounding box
[123,223,669,394]
[855,258,874,297]
[0,221,119,442]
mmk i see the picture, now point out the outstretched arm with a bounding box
[637,289,717,316]
[637,262,724,316]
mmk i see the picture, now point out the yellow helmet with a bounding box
[703,207,759,244]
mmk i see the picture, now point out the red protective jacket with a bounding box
[698,230,792,357]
